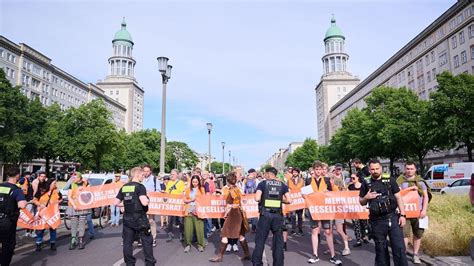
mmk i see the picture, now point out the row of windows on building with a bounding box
[325,40,345,54]
[0,49,17,63]
[3,66,15,79]
[110,60,134,76]
[114,44,132,58]
[324,56,348,73]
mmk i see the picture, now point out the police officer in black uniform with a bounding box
[114,167,156,266]
[359,159,408,266]
[252,167,291,266]
[0,167,27,266]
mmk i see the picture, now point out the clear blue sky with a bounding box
[1,0,455,170]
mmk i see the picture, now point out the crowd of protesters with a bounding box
[0,158,430,266]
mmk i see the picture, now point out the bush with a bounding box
[421,194,474,256]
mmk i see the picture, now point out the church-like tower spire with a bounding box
[321,15,349,76]
[108,18,136,79]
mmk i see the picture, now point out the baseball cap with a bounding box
[248,168,256,174]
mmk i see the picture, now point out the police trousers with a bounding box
[0,221,17,266]
[123,222,156,266]
[370,215,408,266]
[251,211,284,266]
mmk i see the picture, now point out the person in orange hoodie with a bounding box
[183,175,206,253]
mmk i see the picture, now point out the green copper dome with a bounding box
[113,18,133,45]
[324,15,345,41]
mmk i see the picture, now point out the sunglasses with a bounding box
[310,172,315,175]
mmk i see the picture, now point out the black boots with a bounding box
[69,237,77,250]
[35,243,41,252]
[239,239,251,261]
[50,243,56,251]
[209,242,227,262]
[78,237,85,249]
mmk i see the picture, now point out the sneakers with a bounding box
[137,240,142,247]
[232,244,239,252]
[50,243,56,251]
[184,245,191,253]
[308,255,320,264]
[153,239,157,247]
[283,242,287,251]
[413,254,421,264]
[211,226,216,232]
[166,232,174,242]
[330,256,342,265]
[353,241,362,247]
[35,243,42,252]
[341,248,351,256]
[198,246,204,252]
[225,244,232,252]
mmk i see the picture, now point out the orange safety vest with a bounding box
[17,178,29,195]
[288,177,304,192]
[36,189,61,205]
[310,177,330,192]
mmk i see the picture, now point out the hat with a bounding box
[163,175,170,181]
[248,168,256,174]
[265,167,278,175]
[72,172,82,178]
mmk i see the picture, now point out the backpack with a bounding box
[396,175,432,203]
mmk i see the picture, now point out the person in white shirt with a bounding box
[142,164,161,247]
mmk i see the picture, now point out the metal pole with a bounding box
[228,150,232,171]
[159,80,167,176]
[222,143,225,175]
[208,129,211,172]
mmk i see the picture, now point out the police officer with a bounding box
[0,167,27,266]
[114,167,156,266]
[359,159,408,266]
[252,167,291,266]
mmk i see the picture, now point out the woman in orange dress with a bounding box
[209,171,250,262]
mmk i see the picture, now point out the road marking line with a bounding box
[112,248,142,266]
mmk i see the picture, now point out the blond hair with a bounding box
[130,167,143,180]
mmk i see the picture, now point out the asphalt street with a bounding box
[11,221,424,266]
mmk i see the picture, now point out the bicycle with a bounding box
[98,205,111,229]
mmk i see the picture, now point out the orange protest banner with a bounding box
[241,194,259,218]
[39,202,61,229]
[68,182,123,210]
[306,191,369,220]
[305,189,420,220]
[400,188,421,218]
[195,194,226,219]
[147,192,186,217]
[283,192,306,215]
[17,203,60,230]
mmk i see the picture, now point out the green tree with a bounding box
[260,164,271,172]
[166,141,199,172]
[0,69,35,165]
[429,72,474,161]
[60,99,119,172]
[122,129,161,172]
[285,138,322,171]
[210,161,232,174]
[101,129,127,172]
[35,103,66,176]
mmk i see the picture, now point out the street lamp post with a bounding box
[228,150,232,171]
[206,123,213,172]
[221,142,225,175]
[157,57,172,177]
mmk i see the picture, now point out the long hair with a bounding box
[226,171,238,185]
[190,175,202,190]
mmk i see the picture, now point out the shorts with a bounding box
[309,217,331,229]
[403,218,424,238]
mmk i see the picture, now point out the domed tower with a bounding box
[97,18,144,133]
[322,15,349,76]
[314,15,360,145]
[109,18,136,79]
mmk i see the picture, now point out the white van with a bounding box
[423,162,474,191]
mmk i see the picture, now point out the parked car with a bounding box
[470,173,474,207]
[439,178,471,195]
